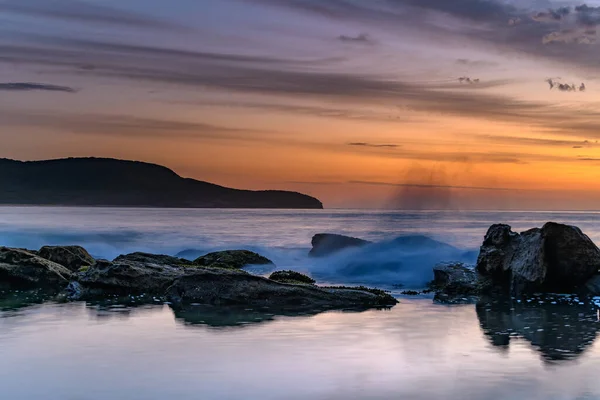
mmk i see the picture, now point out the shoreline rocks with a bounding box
[432,222,600,302]
[0,245,397,311]
[476,222,600,296]
[0,247,73,289]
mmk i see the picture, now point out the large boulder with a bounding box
[38,245,95,272]
[0,247,72,289]
[76,258,185,297]
[309,233,371,257]
[166,267,397,309]
[193,250,273,269]
[476,222,600,295]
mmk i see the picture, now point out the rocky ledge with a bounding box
[432,222,600,303]
[0,247,397,311]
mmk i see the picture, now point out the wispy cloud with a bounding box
[0,0,184,30]
[348,180,518,191]
[0,111,260,140]
[347,142,400,148]
[337,33,373,44]
[0,82,76,93]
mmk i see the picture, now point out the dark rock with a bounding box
[114,252,188,266]
[166,267,397,309]
[309,233,371,257]
[193,250,273,269]
[584,275,600,295]
[38,245,95,272]
[400,290,421,296]
[77,258,185,296]
[476,222,600,296]
[431,262,486,303]
[269,270,316,285]
[0,247,72,289]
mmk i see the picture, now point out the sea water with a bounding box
[2,207,600,399]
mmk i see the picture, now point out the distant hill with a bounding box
[0,158,323,209]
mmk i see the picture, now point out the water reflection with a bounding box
[476,296,600,363]
[170,304,375,328]
[0,289,59,312]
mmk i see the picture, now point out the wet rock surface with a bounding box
[0,247,73,289]
[476,222,600,296]
[309,233,371,257]
[0,244,395,312]
[38,245,95,272]
[192,250,273,269]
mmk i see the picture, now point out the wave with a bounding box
[0,227,477,288]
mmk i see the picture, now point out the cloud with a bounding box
[4,32,600,139]
[532,7,570,23]
[0,0,183,30]
[478,135,596,148]
[455,58,497,67]
[0,82,76,93]
[347,142,400,148]
[348,180,518,191]
[0,111,261,140]
[337,33,373,44]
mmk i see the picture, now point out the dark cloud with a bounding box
[0,0,183,30]
[4,33,600,139]
[337,33,373,44]
[456,58,497,67]
[532,7,570,23]
[254,0,600,71]
[0,82,76,93]
[347,142,400,148]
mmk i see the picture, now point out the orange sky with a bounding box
[3,0,600,209]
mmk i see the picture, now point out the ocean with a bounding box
[2,207,600,399]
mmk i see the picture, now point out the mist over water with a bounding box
[2,207,600,287]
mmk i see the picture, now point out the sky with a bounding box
[3,0,600,209]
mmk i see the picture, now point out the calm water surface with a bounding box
[2,208,600,399]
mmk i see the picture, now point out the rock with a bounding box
[309,233,371,257]
[38,245,95,272]
[77,257,185,296]
[269,270,316,285]
[431,262,485,303]
[193,250,273,269]
[584,275,600,295]
[114,252,188,266]
[476,222,600,296]
[166,267,398,309]
[0,247,72,289]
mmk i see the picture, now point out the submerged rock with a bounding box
[38,245,95,272]
[269,270,316,285]
[0,247,73,289]
[309,233,371,257]
[166,267,397,309]
[193,250,273,269]
[476,222,600,296]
